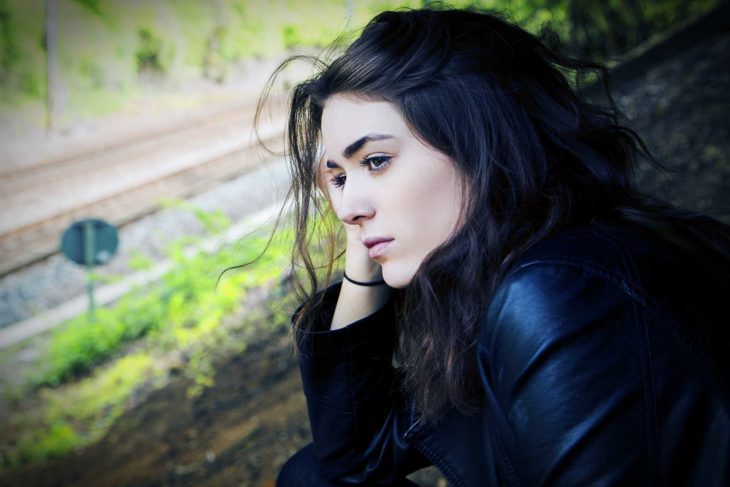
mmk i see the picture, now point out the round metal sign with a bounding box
[61,218,119,266]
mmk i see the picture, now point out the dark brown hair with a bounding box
[232,5,703,424]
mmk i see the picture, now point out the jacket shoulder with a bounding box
[476,220,730,484]
[506,219,730,319]
[489,220,730,386]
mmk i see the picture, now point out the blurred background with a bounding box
[0,0,727,485]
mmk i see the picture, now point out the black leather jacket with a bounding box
[291,220,730,486]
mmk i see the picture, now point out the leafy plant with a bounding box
[136,27,165,75]
[73,0,104,17]
[0,199,346,469]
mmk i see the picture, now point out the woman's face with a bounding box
[320,94,465,288]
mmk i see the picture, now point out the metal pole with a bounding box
[83,221,96,321]
[44,0,57,133]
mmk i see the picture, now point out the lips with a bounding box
[363,237,394,259]
[363,237,394,249]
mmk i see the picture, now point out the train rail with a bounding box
[0,99,287,277]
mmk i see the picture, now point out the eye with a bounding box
[360,155,391,172]
[330,173,346,188]
[328,155,392,189]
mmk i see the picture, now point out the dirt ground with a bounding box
[1,15,728,487]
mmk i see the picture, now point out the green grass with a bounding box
[0,201,343,469]
[30,204,291,389]
[15,353,166,465]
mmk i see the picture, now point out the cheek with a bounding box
[408,174,462,249]
[319,177,343,213]
[380,172,461,286]
[328,188,342,209]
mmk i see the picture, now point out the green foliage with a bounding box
[0,0,18,81]
[73,0,103,17]
[643,0,718,32]
[0,0,44,102]
[283,24,300,50]
[136,27,165,75]
[0,0,721,120]
[128,250,154,271]
[0,203,307,468]
[33,291,163,387]
[29,204,266,389]
[16,421,77,464]
[16,353,164,464]
[16,68,41,96]
[0,200,346,469]
[202,25,227,83]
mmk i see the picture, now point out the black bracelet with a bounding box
[343,271,386,286]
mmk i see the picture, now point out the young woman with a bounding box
[257,6,730,486]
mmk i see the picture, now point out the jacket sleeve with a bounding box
[291,280,431,484]
[477,262,661,486]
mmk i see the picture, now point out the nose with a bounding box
[336,182,375,225]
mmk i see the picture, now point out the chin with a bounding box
[382,264,414,289]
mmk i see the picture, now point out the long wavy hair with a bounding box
[236,5,725,425]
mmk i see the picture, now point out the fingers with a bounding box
[343,220,362,242]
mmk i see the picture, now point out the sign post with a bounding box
[61,219,119,321]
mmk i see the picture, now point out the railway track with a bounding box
[0,97,288,277]
[1,98,267,178]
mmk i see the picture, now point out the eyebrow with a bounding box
[325,133,394,169]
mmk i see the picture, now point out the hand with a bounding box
[342,221,383,283]
[315,160,391,330]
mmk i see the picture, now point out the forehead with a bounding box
[321,95,408,150]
